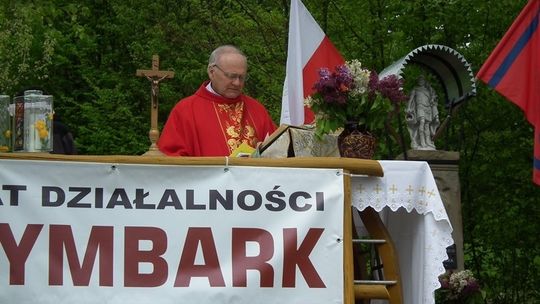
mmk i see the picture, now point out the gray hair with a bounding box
[208,45,247,67]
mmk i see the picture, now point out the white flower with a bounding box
[449,270,475,294]
[303,95,314,107]
[345,59,371,97]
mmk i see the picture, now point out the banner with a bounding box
[476,0,540,185]
[0,159,344,304]
[280,0,344,126]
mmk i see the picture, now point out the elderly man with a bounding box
[158,45,277,156]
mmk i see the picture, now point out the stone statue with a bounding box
[406,76,440,150]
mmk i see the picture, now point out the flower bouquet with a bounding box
[305,59,407,139]
[304,59,407,158]
[436,270,484,304]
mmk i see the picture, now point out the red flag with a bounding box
[477,0,540,185]
[281,0,345,126]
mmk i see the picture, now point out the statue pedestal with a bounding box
[397,150,464,270]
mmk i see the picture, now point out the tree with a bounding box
[0,1,538,301]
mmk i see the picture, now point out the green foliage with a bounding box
[0,3,56,93]
[0,0,538,302]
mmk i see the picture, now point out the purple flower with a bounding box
[367,70,379,100]
[461,279,480,296]
[335,65,354,88]
[439,277,451,289]
[318,67,332,80]
[378,75,407,103]
[313,67,350,105]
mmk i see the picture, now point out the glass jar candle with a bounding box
[12,90,54,152]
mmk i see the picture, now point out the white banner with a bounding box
[0,159,344,304]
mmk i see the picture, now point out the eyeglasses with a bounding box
[212,64,249,82]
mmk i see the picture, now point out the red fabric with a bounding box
[158,82,277,156]
[302,36,345,124]
[477,0,540,185]
[535,127,540,184]
[302,36,345,98]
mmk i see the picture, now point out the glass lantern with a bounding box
[12,90,54,152]
[0,95,10,152]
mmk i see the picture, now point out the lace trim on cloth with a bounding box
[351,160,454,304]
[351,161,449,221]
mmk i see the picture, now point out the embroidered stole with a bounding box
[213,101,257,153]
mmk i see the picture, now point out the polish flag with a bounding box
[280,0,345,126]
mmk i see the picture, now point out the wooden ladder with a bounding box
[353,207,402,303]
[343,170,403,304]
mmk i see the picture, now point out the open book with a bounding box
[257,124,339,158]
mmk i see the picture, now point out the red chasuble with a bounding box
[158,81,277,156]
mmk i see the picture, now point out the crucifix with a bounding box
[136,55,175,156]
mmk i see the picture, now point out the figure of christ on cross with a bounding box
[136,55,175,155]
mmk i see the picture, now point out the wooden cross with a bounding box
[136,55,174,156]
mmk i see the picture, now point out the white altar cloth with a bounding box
[351,160,454,304]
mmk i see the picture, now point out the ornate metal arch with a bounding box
[379,44,476,108]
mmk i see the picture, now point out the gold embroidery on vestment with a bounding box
[215,102,257,152]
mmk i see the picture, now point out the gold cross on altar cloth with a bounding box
[136,55,175,155]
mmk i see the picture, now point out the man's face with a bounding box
[208,53,248,99]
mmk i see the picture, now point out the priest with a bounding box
[158,45,277,156]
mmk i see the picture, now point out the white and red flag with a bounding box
[280,0,345,126]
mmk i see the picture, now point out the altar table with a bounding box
[352,160,454,304]
[261,126,454,303]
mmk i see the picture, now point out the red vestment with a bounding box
[158,82,277,156]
